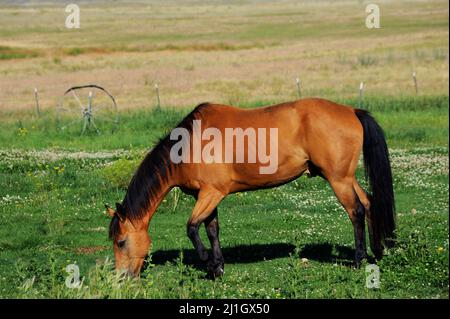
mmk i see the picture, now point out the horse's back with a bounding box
[195,98,364,164]
[197,98,363,144]
[181,99,364,193]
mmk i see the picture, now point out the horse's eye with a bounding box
[117,240,126,248]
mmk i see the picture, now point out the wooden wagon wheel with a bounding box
[57,84,119,135]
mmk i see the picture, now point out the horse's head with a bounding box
[106,203,150,277]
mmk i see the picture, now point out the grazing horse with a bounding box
[106,98,395,278]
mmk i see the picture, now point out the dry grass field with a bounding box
[0,0,448,111]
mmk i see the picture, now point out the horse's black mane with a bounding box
[109,103,209,240]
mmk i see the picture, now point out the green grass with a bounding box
[0,95,448,298]
[0,46,40,60]
[1,95,448,150]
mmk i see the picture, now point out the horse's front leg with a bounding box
[187,223,209,262]
[186,187,225,270]
[204,208,224,278]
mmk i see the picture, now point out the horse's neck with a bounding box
[146,172,177,222]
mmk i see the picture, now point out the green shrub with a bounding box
[100,158,140,189]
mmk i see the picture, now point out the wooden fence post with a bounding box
[155,83,161,109]
[296,77,301,98]
[359,81,365,108]
[34,87,41,117]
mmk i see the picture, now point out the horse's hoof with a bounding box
[373,250,383,260]
[354,252,367,268]
[207,264,224,279]
[214,266,224,277]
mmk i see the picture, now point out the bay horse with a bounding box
[106,98,395,278]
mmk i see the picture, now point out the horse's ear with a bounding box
[115,202,125,221]
[105,204,115,218]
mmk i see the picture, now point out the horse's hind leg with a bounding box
[204,208,225,278]
[187,187,224,269]
[353,181,382,260]
[328,177,367,267]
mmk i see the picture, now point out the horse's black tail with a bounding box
[355,109,396,253]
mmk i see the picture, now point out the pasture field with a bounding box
[0,0,448,110]
[0,0,448,299]
[0,96,448,298]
